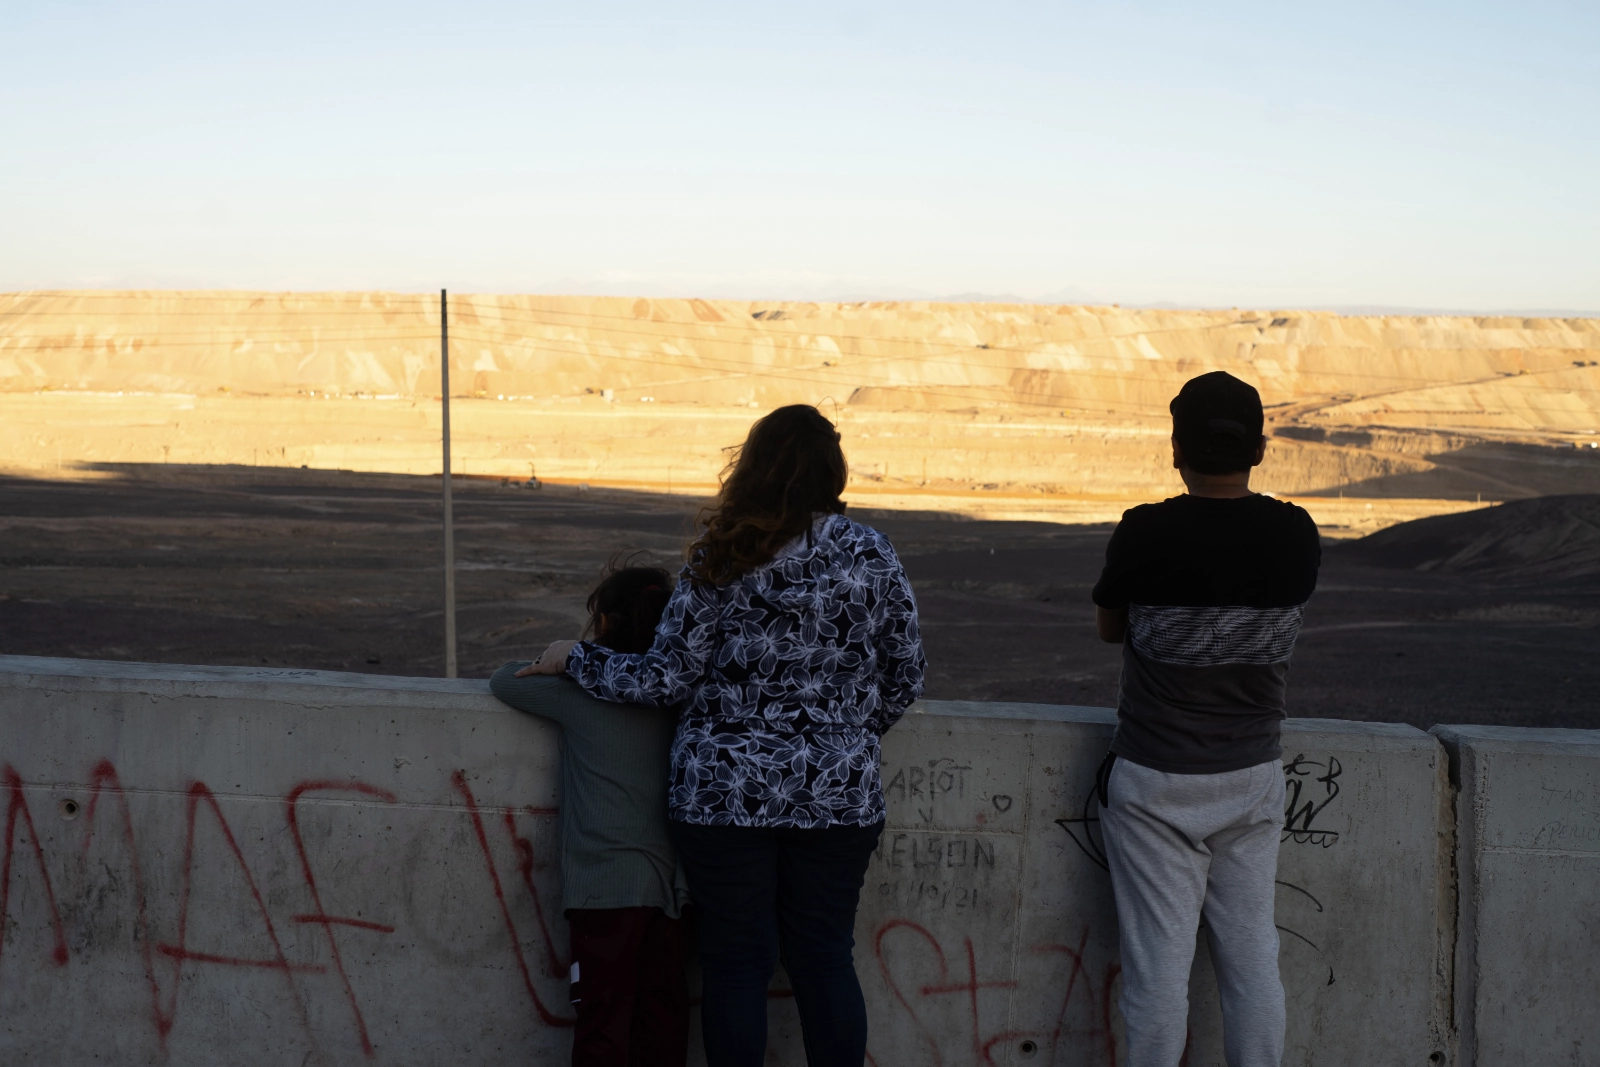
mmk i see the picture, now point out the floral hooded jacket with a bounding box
[566,513,927,828]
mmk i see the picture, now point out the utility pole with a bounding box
[441,289,457,678]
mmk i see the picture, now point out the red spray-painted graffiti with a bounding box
[874,919,1124,1067]
[876,919,1017,1064]
[1027,929,1122,1067]
[7,761,1192,1065]
[502,806,568,981]
[77,761,334,1044]
[78,761,161,1034]
[2,760,573,1054]
[160,779,323,1055]
[1,765,70,970]
[286,780,399,1056]
[451,769,574,1028]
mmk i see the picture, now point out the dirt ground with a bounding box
[1,465,1595,731]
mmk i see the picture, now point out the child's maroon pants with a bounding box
[566,906,690,1067]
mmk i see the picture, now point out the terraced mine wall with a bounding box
[0,655,1587,1066]
[5,294,1598,438]
[5,292,1599,536]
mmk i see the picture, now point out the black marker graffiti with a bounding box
[1055,778,1109,872]
[1272,880,1325,953]
[1282,754,1341,847]
[1275,924,1320,953]
[1055,772,1330,957]
[1274,879,1324,913]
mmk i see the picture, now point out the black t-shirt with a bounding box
[1092,493,1321,774]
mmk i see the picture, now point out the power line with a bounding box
[428,304,1600,393]
[7,292,1597,346]
[0,309,437,319]
[4,317,1594,404]
[445,323,1600,407]
[8,318,1596,401]
[0,325,436,340]
[434,297,1600,353]
[442,324,1169,413]
[0,323,438,338]
[0,292,437,305]
[7,297,1599,400]
[451,323,1587,422]
[0,333,438,350]
[6,299,1593,395]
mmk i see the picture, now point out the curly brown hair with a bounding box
[687,404,848,586]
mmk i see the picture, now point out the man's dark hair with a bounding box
[584,563,673,654]
[1170,371,1265,475]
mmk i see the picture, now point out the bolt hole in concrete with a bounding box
[59,797,79,820]
[1430,1053,1446,1064]
[1019,1039,1038,1057]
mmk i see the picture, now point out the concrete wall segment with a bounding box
[0,655,1459,1065]
[0,655,567,1066]
[1431,725,1600,1067]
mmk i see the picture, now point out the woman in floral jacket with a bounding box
[522,404,926,1066]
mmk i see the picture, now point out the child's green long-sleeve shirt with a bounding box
[490,664,688,917]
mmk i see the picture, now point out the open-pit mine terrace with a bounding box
[4,291,1599,534]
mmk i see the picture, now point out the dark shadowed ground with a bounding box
[1,465,1595,731]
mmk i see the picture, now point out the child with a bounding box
[490,565,690,1067]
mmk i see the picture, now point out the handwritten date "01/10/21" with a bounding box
[877,878,987,912]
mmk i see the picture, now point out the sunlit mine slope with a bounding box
[5,291,1598,534]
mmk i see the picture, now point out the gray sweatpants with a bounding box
[1100,757,1286,1067]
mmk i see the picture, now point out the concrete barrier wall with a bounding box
[0,656,572,1066]
[849,703,1452,1067]
[1431,725,1600,1067]
[0,654,1481,1066]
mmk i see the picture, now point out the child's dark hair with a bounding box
[584,563,674,654]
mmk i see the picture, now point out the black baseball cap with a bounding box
[1170,371,1264,474]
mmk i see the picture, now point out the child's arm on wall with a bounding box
[489,663,572,725]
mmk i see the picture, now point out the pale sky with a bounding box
[4,1,1597,310]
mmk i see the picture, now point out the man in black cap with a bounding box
[1091,370,1320,1066]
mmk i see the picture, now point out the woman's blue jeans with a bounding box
[668,819,885,1067]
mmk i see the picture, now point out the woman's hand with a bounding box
[514,639,580,677]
